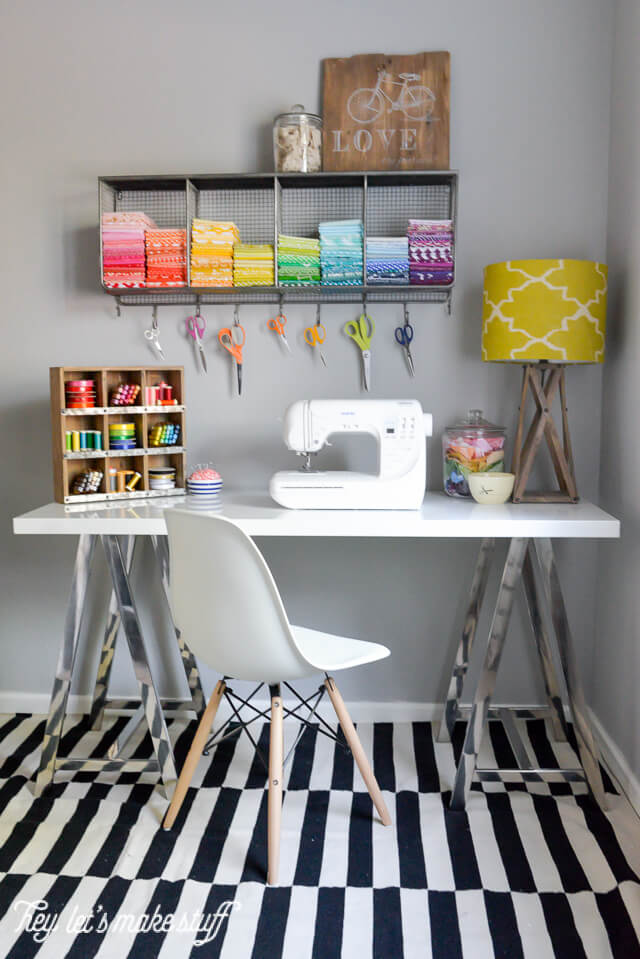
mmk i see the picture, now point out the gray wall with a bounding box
[1,0,613,708]
[593,0,640,780]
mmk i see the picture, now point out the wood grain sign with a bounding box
[322,52,450,171]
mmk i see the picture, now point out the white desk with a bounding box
[13,492,620,808]
[14,491,619,538]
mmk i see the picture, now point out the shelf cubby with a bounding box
[146,410,185,451]
[64,457,107,500]
[61,412,106,459]
[105,455,146,495]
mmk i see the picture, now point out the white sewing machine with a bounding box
[269,399,433,510]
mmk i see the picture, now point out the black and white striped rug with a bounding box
[0,711,638,957]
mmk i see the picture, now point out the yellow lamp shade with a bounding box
[481,259,607,363]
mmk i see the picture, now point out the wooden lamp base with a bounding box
[511,363,579,504]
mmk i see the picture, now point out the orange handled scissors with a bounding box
[218,323,245,395]
[304,307,327,366]
[267,312,292,354]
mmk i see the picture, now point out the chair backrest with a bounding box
[164,509,310,683]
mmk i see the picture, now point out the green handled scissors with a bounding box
[344,313,375,391]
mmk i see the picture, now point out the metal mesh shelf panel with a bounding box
[113,189,187,229]
[279,186,363,237]
[100,182,116,215]
[196,188,275,244]
[366,183,452,235]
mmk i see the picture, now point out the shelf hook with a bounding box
[196,296,201,319]
[115,296,121,318]
[279,292,284,317]
[403,302,410,327]
[233,303,240,327]
[316,303,321,326]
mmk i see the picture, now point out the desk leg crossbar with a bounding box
[36,534,205,797]
[438,537,606,810]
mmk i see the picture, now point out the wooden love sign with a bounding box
[322,52,450,171]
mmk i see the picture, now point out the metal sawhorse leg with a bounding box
[36,534,204,798]
[437,537,606,810]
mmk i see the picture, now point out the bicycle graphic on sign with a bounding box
[347,70,437,125]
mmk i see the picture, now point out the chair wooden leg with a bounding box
[163,679,226,830]
[267,684,283,885]
[325,676,391,826]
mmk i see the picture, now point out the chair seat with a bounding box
[291,626,390,673]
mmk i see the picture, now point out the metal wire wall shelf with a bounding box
[99,171,458,310]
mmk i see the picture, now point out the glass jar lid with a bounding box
[274,104,322,125]
[445,409,505,436]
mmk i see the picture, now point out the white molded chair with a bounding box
[162,509,391,884]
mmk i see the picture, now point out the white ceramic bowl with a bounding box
[468,472,515,505]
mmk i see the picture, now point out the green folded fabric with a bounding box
[278,254,320,268]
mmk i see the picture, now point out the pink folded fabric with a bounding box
[102,211,157,229]
[102,230,146,242]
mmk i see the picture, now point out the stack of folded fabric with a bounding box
[101,212,157,288]
[408,218,454,286]
[145,229,187,287]
[233,243,275,286]
[190,219,239,287]
[277,235,321,286]
[319,219,363,285]
[365,236,409,285]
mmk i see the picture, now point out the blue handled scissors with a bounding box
[344,313,375,391]
[186,309,207,372]
[395,306,415,377]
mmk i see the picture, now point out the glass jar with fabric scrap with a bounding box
[273,105,322,172]
[443,410,506,498]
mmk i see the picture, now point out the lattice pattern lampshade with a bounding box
[481,259,607,363]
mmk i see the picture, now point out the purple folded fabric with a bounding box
[409,248,453,265]
[409,234,452,247]
[408,218,452,233]
[409,267,454,285]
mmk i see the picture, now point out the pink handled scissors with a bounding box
[267,312,292,354]
[186,311,207,372]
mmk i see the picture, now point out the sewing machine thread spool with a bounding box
[125,471,142,491]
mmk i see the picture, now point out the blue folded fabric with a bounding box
[319,219,363,232]
[367,275,408,285]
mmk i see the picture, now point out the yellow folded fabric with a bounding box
[191,276,233,287]
[193,219,239,237]
[192,244,235,256]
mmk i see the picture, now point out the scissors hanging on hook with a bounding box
[186,304,207,373]
[344,310,375,391]
[267,304,292,354]
[218,305,245,395]
[144,306,165,360]
[395,304,415,377]
[304,304,327,366]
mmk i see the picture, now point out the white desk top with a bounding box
[12,491,620,539]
